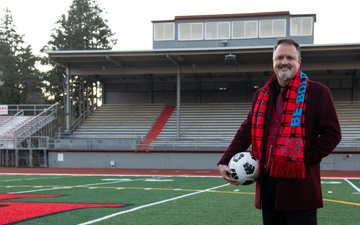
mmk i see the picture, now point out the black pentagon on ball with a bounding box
[230,169,239,180]
[232,153,245,162]
[242,180,255,185]
[243,162,256,175]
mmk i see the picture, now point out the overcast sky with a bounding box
[1,0,359,54]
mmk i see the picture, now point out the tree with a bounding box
[41,0,117,120]
[17,46,46,103]
[0,8,45,104]
[0,41,14,103]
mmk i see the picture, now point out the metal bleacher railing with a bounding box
[0,104,57,149]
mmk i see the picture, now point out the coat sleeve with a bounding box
[304,82,342,165]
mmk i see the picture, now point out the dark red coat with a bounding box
[218,79,341,210]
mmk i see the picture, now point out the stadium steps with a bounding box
[136,105,176,152]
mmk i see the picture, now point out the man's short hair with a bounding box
[274,38,301,59]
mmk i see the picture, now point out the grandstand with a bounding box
[41,101,360,170]
[3,12,360,170]
[1,101,360,170]
[52,102,360,151]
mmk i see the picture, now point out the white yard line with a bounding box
[78,183,230,225]
[344,178,360,193]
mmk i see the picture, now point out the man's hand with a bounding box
[218,164,239,186]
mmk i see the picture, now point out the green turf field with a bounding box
[0,174,359,225]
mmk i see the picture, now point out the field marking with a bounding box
[323,198,360,207]
[321,181,342,184]
[344,178,360,193]
[0,176,61,183]
[77,183,230,225]
[7,177,144,194]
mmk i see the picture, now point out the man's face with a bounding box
[272,43,302,85]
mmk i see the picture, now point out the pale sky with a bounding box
[1,0,359,55]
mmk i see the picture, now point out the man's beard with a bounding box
[277,66,293,81]
[278,72,292,81]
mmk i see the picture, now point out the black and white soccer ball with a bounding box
[228,152,259,185]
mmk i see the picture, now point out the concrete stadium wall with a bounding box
[48,151,223,170]
[47,151,360,171]
[321,154,360,171]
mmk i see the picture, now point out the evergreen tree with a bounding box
[0,8,45,104]
[42,0,117,119]
[17,46,46,103]
[0,41,14,103]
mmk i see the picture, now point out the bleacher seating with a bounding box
[149,103,251,150]
[0,104,57,149]
[0,115,56,148]
[0,116,31,137]
[70,103,166,139]
[149,101,360,151]
[56,101,360,151]
[334,102,360,150]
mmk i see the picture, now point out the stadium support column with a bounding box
[166,54,181,140]
[353,69,360,101]
[65,67,70,134]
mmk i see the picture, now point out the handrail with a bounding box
[0,110,24,127]
[69,104,96,134]
[12,103,57,143]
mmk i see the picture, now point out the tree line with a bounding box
[0,0,117,120]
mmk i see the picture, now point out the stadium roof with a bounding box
[46,43,360,84]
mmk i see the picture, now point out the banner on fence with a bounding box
[0,105,8,115]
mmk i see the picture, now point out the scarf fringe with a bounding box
[270,159,306,179]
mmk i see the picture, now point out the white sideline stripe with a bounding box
[10,179,143,194]
[78,183,230,225]
[344,178,360,193]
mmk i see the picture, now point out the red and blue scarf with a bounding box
[251,70,308,179]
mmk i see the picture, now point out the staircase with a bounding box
[0,104,57,149]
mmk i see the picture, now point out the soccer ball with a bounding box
[228,152,259,185]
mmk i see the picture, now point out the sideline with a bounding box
[344,178,360,193]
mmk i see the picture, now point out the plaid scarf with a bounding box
[251,70,308,179]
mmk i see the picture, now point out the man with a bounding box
[218,38,341,225]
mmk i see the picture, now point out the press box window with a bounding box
[232,21,258,39]
[259,19,286,38]
[290,17,313,36]
[154,23,175,41]
[178,23,203,40]
[205,22,230,39]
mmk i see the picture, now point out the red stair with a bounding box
[136,105,176,152]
